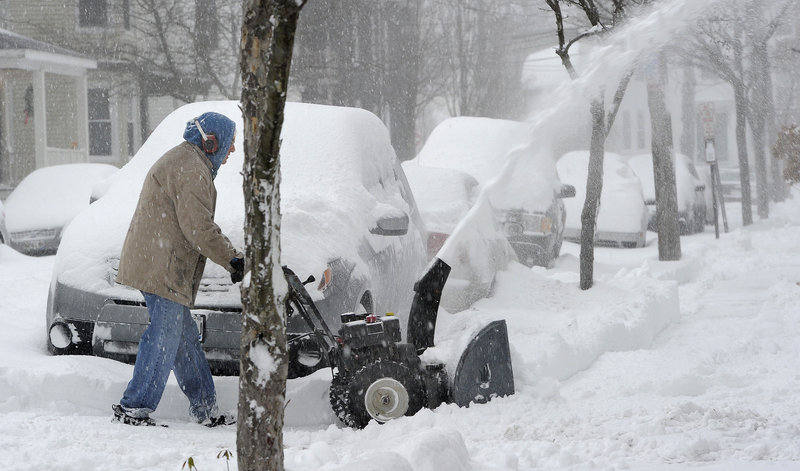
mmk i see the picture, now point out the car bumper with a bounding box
[48,280,242,375]
[506,233,557,267]
[595,230,646,248]
[9,230,61,255]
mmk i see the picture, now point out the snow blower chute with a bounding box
[284,258,514,428]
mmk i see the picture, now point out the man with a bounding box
[112,111,245,427]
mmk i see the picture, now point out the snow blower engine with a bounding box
[284,258,514,428]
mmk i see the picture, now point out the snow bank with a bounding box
[423,260,678,389]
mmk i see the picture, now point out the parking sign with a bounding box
[699,102,715,139]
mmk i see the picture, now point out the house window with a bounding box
[79,0,107,28]
[88,89,112,156]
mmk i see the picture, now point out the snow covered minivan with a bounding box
[46,101,428,376]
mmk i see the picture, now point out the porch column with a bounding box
[76,75,89,159]
[32,70,46,168]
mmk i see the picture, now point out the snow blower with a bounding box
[284,258,514,428]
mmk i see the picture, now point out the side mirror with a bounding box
[558,184,576,199]
[370,212,409,236]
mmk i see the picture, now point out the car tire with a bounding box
[551,237,563,264]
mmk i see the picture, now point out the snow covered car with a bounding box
[46,101,427,376]
[557,151,649,248]
[402,164,514,312]
[414,116,575,268]
[3,163,118,255]
[628,153,707,235]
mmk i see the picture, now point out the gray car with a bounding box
[46,101,428,376]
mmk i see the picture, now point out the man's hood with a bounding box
[182,112,236,179]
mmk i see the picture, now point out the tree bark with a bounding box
[238,1,305,470]
[646,57,681,261]
[679,66,696,161]
[385,0,422,161]
[748,35,771,220]
[732,80,753,225]
[579,98,605,290]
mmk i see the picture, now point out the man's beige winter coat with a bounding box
[116,141,239,307]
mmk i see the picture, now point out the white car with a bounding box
[46,101,428,377]
[628,153,707,235]
[402,164,514,312]
[557,151,648,248]
[3,163,118,255]
[414,116,574,268]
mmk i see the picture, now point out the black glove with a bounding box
[230,257,244,283]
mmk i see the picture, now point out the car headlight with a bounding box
[504,222,524,236]
[539,217,553,233]
[502,212,554,235]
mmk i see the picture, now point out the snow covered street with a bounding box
[2,194,800,470]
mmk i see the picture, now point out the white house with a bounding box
[0,28,96,198]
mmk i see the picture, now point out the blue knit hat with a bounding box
[183,112,236,179]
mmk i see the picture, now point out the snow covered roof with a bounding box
[0,28,96,75]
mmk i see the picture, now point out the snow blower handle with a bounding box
[406,258,451,354]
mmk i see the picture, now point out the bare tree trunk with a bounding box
[385,0,422,161]
[679,66,697,160]
[746,5,774,219]
[732,80,753,225]
[646,58,681,261]
[758,40,785,203]
[751,117,770,219]
[238,1,306,470]
[579,99,605,290]
[727,20,754,226]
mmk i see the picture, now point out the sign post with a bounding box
[699,102,728,238]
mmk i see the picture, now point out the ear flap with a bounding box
[201,133,219,153]
[194,119,219,153]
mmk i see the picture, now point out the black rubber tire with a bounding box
[329,360,424,429]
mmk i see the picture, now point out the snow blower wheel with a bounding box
[330,361,424,428]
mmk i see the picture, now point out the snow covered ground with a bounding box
[2,192,800,471]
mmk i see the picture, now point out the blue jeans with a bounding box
[119,292,217,422]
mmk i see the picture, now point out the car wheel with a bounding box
[551,237,563,263]
[287,335,327,379]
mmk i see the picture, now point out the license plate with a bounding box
[192,314,206,343]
